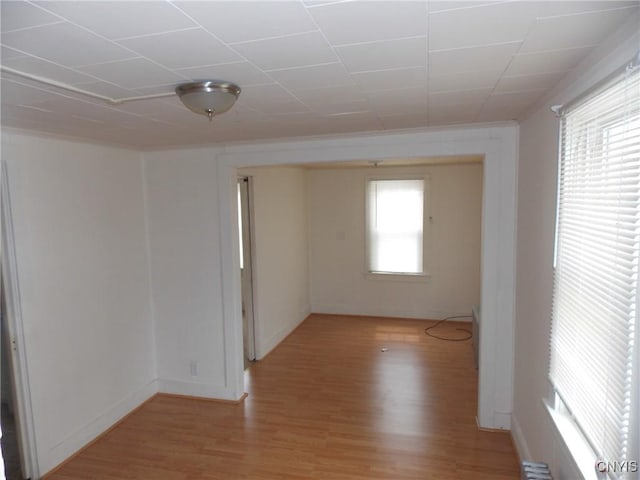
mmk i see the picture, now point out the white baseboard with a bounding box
[42,379,158,476]
[310,303,472,321]
[156,378,241,401]
[492,411,512,430]
[510,414,532,463]
[256,311,309,360]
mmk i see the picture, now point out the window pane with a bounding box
[368,179,424,274]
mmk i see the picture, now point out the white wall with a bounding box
[308,163,482,320]
[238,166,310,359]
[1,130,156,476]
[0,123,516,479]
[0,123,517,477]
[512,13,640,478]
[143,148,233,399]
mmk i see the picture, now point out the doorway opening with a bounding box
[1,160,37,479]
[219,129,518,429]
[238,177,256,369]
[1,273,25,479]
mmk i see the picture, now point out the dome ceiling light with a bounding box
[175,81,242,121]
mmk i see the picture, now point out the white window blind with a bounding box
[367,178,424,274]
[550,59,640,477]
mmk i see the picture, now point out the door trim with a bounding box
[1,160,40,479]
[238,176,256,363]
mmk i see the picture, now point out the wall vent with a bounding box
[521,461,552,479]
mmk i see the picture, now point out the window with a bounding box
[366,178,427,275]
[549,57,640,478]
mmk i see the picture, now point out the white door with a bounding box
[238,177,256,363]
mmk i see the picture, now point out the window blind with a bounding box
[367,179,424,274]
[550,59,640,477]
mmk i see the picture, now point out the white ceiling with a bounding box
[1,0,638,149]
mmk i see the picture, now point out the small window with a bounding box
[366,178,426,275]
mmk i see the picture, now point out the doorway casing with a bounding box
[237,176,257,365]
[1,159,40,478]
[215,124,518,430]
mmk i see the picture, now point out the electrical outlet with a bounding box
[190,360,198,377]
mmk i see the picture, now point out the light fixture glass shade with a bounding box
[175,81,241,119]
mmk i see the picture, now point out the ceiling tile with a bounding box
[380,112,429,130]
[77,58,186,90]
[0,106,57,128]
[108,96,185,117]
[175,1,317,43]
[3,55,98,86]
[482,90,543,109]
[307,99,370,115]
[428,88,492,108]
[519,7,636,53]
[505,46,593,76]
[1,107,89,137]
[428,1,503,14]
[365,87,428,116]
[251,99,312,115]
[352,67,427,92]
[225,104,270,123]
[303,0,345,6]
[336,37,427,73]
[27,96,141,125]
[240,119,331,141]
[429,2,539,51]
[494,71,566,94]
[308,1,428,45]
[267,112,320,124]
[294,85,368,105]
[238,83,310,112]
[177,62,273,87]
[0,1,61,32]
[429,104,479,126]
[1,78,62,106]
[319,111,383,132]
[537,1,638,18]
[69,81,140,99]
[1,74,104,110]
[130,82,187,96]
[429,70,500,93]
[267,63,355,91]
[232,31,338,71]
[478,89,547,120]
[428,42,521,76]
[33,1,196,40]
[1,22,136,67]
[1,46,30,61]
[117,28,240,69]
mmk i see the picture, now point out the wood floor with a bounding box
[46,314,520,479]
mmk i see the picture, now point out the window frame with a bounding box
[547,58,640,480]
[364,174,431,281]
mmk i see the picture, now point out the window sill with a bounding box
[365,272,431,283]
[543,399,600,480]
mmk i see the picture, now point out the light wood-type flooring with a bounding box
[46,314,520,479]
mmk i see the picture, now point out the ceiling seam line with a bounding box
[0,65,176,105]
